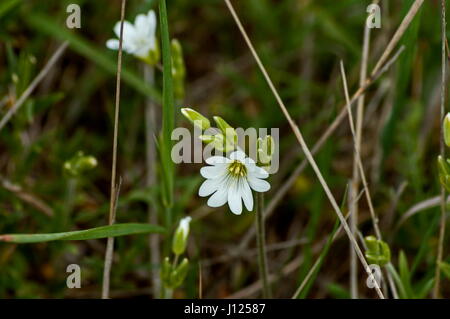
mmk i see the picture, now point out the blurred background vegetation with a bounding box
[0,0,449,298]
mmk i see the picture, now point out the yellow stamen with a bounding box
[228,160,247,177]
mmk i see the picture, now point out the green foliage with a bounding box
[159,0,175,223]
[0,0,448,299]
[0,223,165,243]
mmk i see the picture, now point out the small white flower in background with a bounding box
[199,151,270,215]
[106,10,157,61]
[172,216,192,256]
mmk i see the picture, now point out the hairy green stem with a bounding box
[256,192,271,298]
[144,64,161,298]
[434,0,447,299]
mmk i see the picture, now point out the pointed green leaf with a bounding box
[0,223,165,244]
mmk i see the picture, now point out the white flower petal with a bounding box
[134,13,149,35]
[132,42,154,58]
[200,164,227,179]
[114,21,136,40]
[250,165,269,179]
[248,176,270,192]
[146,10,157,34]
[178,216,191,237]
[207,187,228,208]
[244,157,256,165]
[230,150,246,162]
[106,39,120,50]
[228,181,243,215]
[241,179,254,211]
[199,179,221,197]
[205,156,229,165]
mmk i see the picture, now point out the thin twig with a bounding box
[292,189,365,299]
[341,61,382,240]
[102,0,127,299]
[224,0,384,298]
[370,0,424,77]
[203,238,307,267]
[396,195,450,229]
[341,61,399,299]
[350,2,375,297]
[0,176,53,217]
[199,261,203,299]
[0,42,69,132]
[434,0,447,299]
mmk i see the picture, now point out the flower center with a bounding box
[228,160,247,177]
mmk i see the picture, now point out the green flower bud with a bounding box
[181,108,211,130]
[364,236,391,267]
[438,155,450,192]
[199,135,216,144]
[444,113,450,148]
[257,135,275,166]
[63,151,98,178]
[172,216,191,256]
[213,116,237,149]
[198,134,233,153]
[171,258,189,288]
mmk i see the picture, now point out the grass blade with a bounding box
[159,0,175,227]
[0,223,165,244]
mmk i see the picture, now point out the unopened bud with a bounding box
[364,236,391,267]
[181,108,210,131]
[172,216,191,256]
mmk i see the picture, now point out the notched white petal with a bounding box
[114,21,136,40]
[207,188,228,208]
[199,179,220,197]
[134,13,149,34]
[200,165,226,179]
[147,10,157,33]
[244,157,256,165]
[250,166,269,179]
[248,177,270,192]
[205,156,229,165]
[241,180,254,211]
[230,151,246,162]
[228,182,243,215]
[106,39,120,50]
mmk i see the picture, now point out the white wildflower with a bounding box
[199,151,270,215]
[106,10,157,60]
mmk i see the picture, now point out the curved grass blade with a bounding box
[0,223,165,244]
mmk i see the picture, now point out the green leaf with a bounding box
[386,263,407,299]
[0,0,21,19]
[398,251,414,298]
[440,262,450,279]
[0,223,165,244]
[24,13,161,102]
[416,277,434,299]
[159,0,175,226]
